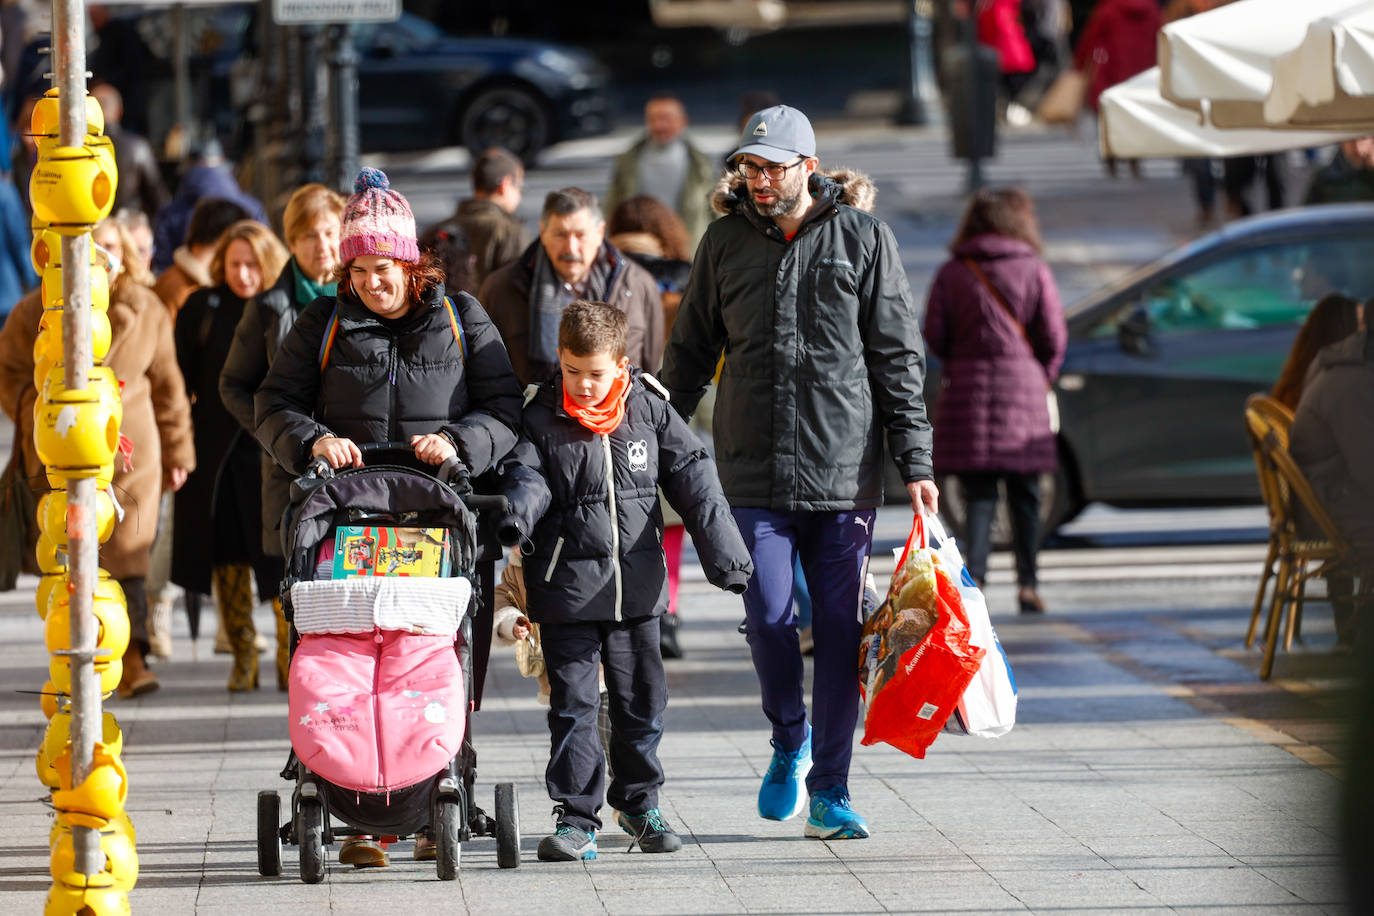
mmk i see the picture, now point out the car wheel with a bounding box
[459,84,550,164]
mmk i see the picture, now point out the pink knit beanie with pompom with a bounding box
[339,167,419,263]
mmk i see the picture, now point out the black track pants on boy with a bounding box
[542,615,666,832]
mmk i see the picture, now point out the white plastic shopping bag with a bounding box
[923,515,1017,738]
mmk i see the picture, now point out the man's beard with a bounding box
[752,187,803,218]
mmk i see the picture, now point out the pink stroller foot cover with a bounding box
[289,631,466,793]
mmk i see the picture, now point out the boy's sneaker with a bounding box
[537,823,598,861]
[617,808,683,853]
[804,786,870,840]
[757,727,811,820]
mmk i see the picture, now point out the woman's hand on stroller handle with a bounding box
[411,433,457,466]
[312,434,363,470]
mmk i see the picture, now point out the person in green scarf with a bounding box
[218,182,345,690]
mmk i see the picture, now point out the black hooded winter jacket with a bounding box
[1291,328,1374,547]
[660,169,934,511]
[506,371,753,625]
[254,282,522,489]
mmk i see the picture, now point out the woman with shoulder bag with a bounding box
[923,187,1067,613]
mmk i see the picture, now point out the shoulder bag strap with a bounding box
[962,257,1050,388]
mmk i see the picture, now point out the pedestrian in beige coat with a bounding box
[0,218,195,696]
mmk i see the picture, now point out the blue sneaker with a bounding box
[757,729,811,820]
[804,786,870,839]
[537,823,598,861]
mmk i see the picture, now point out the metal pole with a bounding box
[964,6,985,191]
[327,23,359,191]
[172,2,193,160]
[299,24,325,184]
[896,0,939,126]
[53,0,103,880]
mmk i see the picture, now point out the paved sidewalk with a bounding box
[0,540,1351,914]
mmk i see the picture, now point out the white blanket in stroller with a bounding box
[291,577,471,636]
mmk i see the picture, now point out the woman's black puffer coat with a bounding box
[254,282,522,495]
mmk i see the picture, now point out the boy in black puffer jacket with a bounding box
[504,300,752,861]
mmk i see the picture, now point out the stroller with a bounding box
[256,443,520,882]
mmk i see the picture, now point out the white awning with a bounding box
[1099,68,1360,158]
[1264,4,1374,127]
[1157,0,1373,129]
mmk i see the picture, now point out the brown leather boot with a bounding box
[117,648,159,699]
[218,566,259,691]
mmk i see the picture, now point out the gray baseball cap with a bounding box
[730,105,816,163]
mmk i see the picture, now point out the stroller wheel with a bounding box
[257,791,282,876]
[299,797,326,884]
[495,783,520,869]
[435,797,461,880]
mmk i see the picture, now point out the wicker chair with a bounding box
[1242,394,1293,652]
[1246,400,1362,678]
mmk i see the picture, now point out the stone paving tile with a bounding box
[2,561,1353,913]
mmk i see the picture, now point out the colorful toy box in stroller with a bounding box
[256,446,520,882]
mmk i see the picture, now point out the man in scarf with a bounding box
[478,187,664,388]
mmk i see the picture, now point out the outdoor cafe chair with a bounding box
[1242,394,1292,654]
[1246,401,1364,678]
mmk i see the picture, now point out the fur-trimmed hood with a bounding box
[710,167,877,217]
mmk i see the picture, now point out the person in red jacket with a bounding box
[1074,0,1161,177]
[977,0,1037,117]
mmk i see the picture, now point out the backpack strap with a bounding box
[443,296,467,365]
[317,306,340,370]
[318,298,465,371]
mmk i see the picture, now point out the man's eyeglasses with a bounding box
[735,158,804,181]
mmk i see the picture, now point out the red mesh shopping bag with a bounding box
[858,514,986,759]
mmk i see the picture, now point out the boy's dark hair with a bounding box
[472,147,523,194]
[541,187,601,224]
[184,197,253,250]
[559,300,626,360]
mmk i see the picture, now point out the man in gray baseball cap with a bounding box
[731,105,817,164]
[662,104,938,841]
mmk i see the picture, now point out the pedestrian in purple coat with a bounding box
[923,187,1067,612]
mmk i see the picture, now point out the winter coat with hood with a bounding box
[151,165,267,272]
[477,238,665,388]
[0,282,195,579]
[660,168,934,511]
[1290,328,1374,547]
[220,261,317,556]
[254,283,522,529]
[504,370,753,625]
[172,283,278,597]
[924,233,1067,475]
[1073,0,1161,111]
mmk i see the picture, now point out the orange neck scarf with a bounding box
[563,366,631,434]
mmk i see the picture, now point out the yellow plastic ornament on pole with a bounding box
[48,652,120,695]
[43,881,128,916]
[30,89,104,139]
[29,146,117,231]
[33,390,120,473]
[44,584,129,661]
[51,742,127,828]
[50,823,137,891]
[38,488,117,546]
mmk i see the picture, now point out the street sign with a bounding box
[272,0,401,25]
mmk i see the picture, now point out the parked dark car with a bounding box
[929,204,1374,540]
[194,8,610,162]
[336,14,611,160]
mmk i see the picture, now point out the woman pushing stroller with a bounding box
[254,168,523,866]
